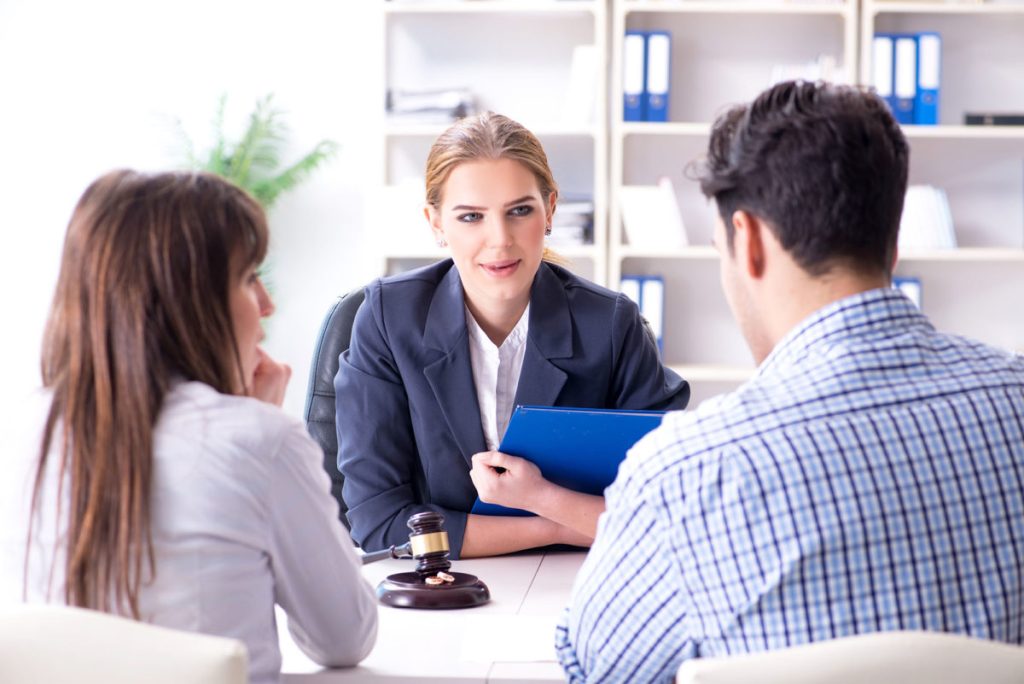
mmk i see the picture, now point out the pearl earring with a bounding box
[437,238,448,247]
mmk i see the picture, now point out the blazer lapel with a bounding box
[423,267,487,464]
[514,264,571,408]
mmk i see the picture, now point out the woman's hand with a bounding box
[249,347,292,407]
[470,450,605,542]
[469,450,550,512]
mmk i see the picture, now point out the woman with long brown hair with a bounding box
[2,170,377,683]
[335,113,689,559]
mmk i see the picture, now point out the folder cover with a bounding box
[915,32,940,126]
[470,405,667,516]
[623,31,647,122]
[644,31,671,122]
[871,34,896,115]
[893,35,917,124]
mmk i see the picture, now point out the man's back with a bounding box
[557,288,1024,682]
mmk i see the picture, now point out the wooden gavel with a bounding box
[360,510,452,577]
[364,511,490,609]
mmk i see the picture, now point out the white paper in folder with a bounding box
[620,177,688,249]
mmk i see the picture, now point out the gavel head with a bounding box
[407,511,452,578]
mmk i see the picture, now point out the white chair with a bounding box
[677,631,1024,684]
[0,603,247,684]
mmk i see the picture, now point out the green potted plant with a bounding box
[179,93,338,210]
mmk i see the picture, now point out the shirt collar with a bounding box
[465,303,530,352]
[756,287,933,379]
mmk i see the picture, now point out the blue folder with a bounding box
[644,31,671,122]
[623,31,648,122]
[914,32,941,125]
[470,405,668,516]
[893,34,917,125]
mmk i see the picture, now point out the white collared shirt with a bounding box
[465,304,530,450]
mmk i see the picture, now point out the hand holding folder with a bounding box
[470,405,667,517]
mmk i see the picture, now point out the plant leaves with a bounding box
[180,92,338,213]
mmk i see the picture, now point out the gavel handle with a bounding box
[360,541,413,565]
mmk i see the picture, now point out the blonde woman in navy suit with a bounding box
[335,113,689,559]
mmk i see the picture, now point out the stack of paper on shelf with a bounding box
[620,177,688,250]
[549,196,594,247]
[386,88,477,123]
[898,184,956,252]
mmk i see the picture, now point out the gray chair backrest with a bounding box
[303,287,366,529]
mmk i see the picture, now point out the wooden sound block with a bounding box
[376,571,490,609]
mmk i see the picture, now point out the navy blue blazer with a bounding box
[334,260,689,558]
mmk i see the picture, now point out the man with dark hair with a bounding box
[556,81,1024,683]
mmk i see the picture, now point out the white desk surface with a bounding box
[280,550,586,683]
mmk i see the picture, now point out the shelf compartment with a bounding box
[385,1,598,16]
[867,1,1024,15]
[668,364,754,383]
[622,1,852,16]
[386,122,600,138]
[898,247,1024,263]
[616,245,717,259]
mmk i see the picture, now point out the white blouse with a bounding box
[465,304,530,450]
[0,381,378,684]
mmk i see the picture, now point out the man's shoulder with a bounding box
[618,387,773,488]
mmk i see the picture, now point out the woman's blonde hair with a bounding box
[425,112,565,264]
[31,170,268,618]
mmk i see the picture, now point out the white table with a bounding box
[280,550,586,683]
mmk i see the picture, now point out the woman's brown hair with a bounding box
[425,111,564,264]
[30,170,268,617]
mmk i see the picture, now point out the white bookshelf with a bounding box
[861,1,1024,15]
[384,1,599,14]
[378,0,609,284]
[669,364,755,383]
[374,0,1024,407]
[860,0,1024,355]
[903,124,1024,141]
[610,0,858,407]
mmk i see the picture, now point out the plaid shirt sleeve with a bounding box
[556,422,700,684]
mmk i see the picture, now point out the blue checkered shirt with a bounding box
[556,288,1024,683]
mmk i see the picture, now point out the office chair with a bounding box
[303,286,367,529]
[0,604,247,684]
[676,630,1024,684]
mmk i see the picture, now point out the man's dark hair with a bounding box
[697,81,909,276]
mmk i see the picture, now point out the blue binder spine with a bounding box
[619,274,642,309]
[639,275,665,356]
[623,31,647,122]
[644,31,671,122]
[893,276,923,309]
[871,33,896,117]
[914,32,941,126]
[893,34,917,124]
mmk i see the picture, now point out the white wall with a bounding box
[0,1,383,421]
